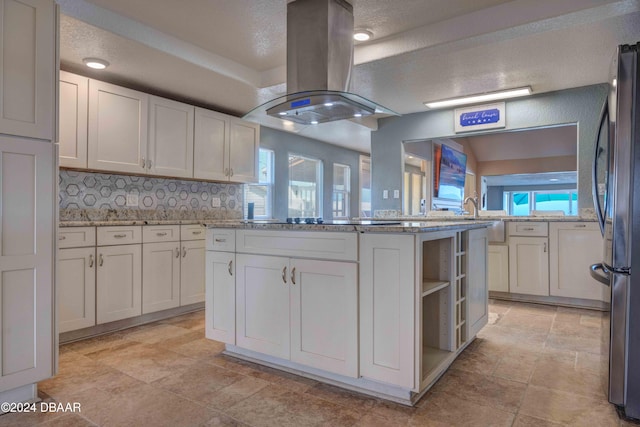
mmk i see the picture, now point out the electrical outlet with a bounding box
[383,190,389,199]
[211,197,221,208]
[393,190,400,199]
[126,194,138,206]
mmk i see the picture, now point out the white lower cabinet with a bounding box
[96,244,142,323]
[142,242,181,314]
[549,222,608,301]
[181,240,206,305]
[508,236,549,296]
[58,248,96,332]
[488,244,509,292]
[205,251,236,344]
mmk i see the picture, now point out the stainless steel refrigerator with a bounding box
[591,41,640,420]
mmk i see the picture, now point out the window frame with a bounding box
[288,153,323,218]
[504,188,578,216]
[244,148,274,219]
[332,163,351,219]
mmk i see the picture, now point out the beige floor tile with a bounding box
[508,302,557,316]
[169,337,226,360]
[206,376,271,410]
[201,411,251,426]
[512,414,563,426]
[409,391,514,426]
[519,385,620,426]
[492,353,539,383]
[498,311,555,333]
[117,323,193,344]
[304,383,378,414]
[159,310,206,330]
[0,397,68,427]
[61,333,134,356]
[369,400,418,424]
[551,319,602,339]
[354,413,409,427]
[576,351,603,373]
[530,358,605,399]
[546,332,602,354]
[450,348,500,375]
[39,413,98,427]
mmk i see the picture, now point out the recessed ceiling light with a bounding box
[549,178,559,182]
[353,113,362,118]
[310,120,318,125]
[353,29,373,42]
[83,58,109,70]
[324,102,334,107]
[424,86,532,109]
[278,112,288,116]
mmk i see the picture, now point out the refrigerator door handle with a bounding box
[590,263,611,285]
[592,100,609,235]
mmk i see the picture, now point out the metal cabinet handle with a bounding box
[99,254,104,266]
[228,260,233,276]
[214,238,226,243]
[575,224,587,228]
[224,168,229,177]
[182,246,187,257]
[146,159,152,169]
[156,232,167,237]
[291,267,296,285]
[544,242,547,253]
[141,157,146,169]
[89,254,94,268]
[175,247,180,258]
[523,227,535,231]
[192,231,202,235]
[282,266,287,284]
[230,168,234,177]
[59,235,66,240]
[113,234,127,238]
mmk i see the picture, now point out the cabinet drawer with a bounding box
[97,226,142,246]
[143,225,180,243]
[181,224,206,241]
[59,226,96,248]
[236,230,358,261]
[207,228,236,252]
[507,222,548,237]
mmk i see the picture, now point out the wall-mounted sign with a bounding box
[454,102,505,133]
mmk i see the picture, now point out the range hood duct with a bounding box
[245,0,397,127]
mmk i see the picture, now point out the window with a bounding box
[360,156,371,217]
[244,149,274,218]
[288,155,322,218]
[332,164,350,218]
[504,189,578,215]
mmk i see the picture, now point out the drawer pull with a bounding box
[99,254,104,267]
[215,238,226,243]
[575,224,587,228]
[113,234,127,238]
[59,235,66,240]
[522,227,535,231]
[192,231,202,235]
[182,246,187,258]
[228,260,233,276]
[544,242,547,253]
[282,266,287,284]
[291,267,296,285]
[175,247,180,258]
[89,254,94,268]
[156,232,168,237]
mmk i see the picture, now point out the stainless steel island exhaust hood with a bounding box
[244,0,397,127]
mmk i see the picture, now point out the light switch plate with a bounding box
[126,194,138,206]
[212,197,221,208]
[383,190,389,199]
[393,190,400,199]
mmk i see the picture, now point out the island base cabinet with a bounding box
[142,242,180,314]
[235,254,290,359]
[205,251,236,344]
[58,248,96,333]
[467,229,489,338]
[181,240,206,305]
[290,259,358,378]
[96,245,142,324]
[359,234,416,390]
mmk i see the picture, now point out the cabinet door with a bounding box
[0,0,55,140]
[228,118,259,183]
[0,137,55,391]
[508,237,549,296]
[142,242,180,314]
[193,107,228,181]
[467,229,488,338]
[360,234,415,389]
[181,240,205,305]
[59,248,96,333]
[488,245,509,292]
[550,222,608,301]
[96,244,142,323]
[88,80,148,174]
[148,96,194,178]
[205,251,235,344]
[235,254,290,359]
[290,259,358,377]
[59,72,88,168]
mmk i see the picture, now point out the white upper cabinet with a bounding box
[88,80,148,174]
[59,71,88,168]
[194,107,259,183]
[0,0,55,140]
[148,96,194,178]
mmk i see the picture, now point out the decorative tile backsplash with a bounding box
[59,170,243,221]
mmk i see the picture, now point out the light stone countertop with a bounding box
[204,220,492,233]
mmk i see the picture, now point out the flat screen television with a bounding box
[434,144,467,202]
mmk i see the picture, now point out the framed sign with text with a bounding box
[454,102,505,133]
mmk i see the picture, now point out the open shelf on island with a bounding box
[422,345,452,378]
[422,280,450,297]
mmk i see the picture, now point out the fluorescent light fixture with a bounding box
[424,86,532,109]
[353,29,373,42]
[83,57,109,70]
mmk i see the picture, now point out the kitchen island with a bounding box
[204,220,490,405]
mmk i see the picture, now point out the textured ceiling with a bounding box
[58,0,640,152]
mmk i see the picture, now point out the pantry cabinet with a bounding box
[148,96,194,178]
[59,71,88,168]
[88,80,148,174]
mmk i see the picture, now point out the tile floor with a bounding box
[0,300,635,426]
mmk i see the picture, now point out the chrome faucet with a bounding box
[464,192,479,219]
